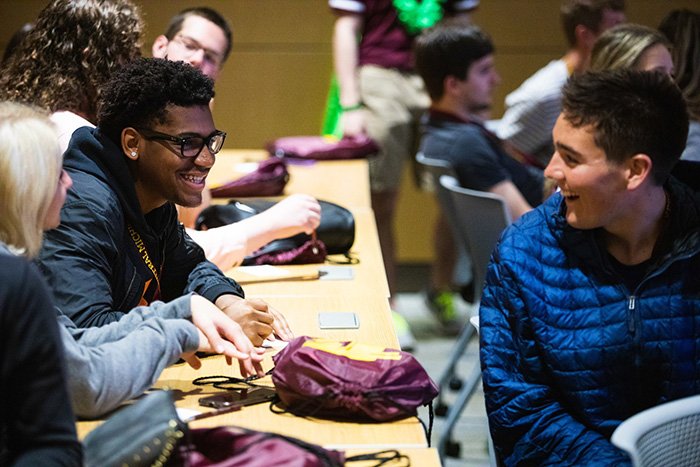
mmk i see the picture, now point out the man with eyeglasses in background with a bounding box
[152,6,231,82]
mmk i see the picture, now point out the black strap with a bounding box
[192,368,274,390]
[326,252,360,265]
[345,449,411,466]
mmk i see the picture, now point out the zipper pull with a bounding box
[627,295,636,334]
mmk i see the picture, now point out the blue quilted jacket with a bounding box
[480,179,700,466]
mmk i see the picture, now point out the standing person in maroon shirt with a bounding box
[329,0,479,347]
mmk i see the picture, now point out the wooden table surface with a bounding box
[209,149,371,209]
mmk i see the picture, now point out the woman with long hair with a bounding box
[589,23,674,75]
[0,102,82,465]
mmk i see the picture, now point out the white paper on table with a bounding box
[238,265,292,277]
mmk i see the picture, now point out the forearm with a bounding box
[63,296,192,345]
[333,14,362,107]
[163,222,244,301]
[488,180,533,221]
[60,318,199,418]
[186,227,247,270]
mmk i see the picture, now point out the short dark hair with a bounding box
[164,7,232,62]
[97,58,214,144]
[414,23,494,101]
[561,69,688,185]
[560,0,625,47]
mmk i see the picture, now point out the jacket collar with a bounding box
[545,177,700,281]
[63,126,154,234]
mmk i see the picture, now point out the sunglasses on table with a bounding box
[136,127,227,158]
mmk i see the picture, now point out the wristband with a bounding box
[340,102,364,112]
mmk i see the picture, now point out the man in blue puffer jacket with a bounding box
[480,69,699,466]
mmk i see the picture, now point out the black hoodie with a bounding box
[37,127,243,327]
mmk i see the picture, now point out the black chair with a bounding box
[436,175,511,463]
[414,153,475,408]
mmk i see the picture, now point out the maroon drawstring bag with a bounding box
[244,234,328,265]
[266,135,380,161]
[210,158,289,198]
[271,336,439,423]
[169,426,345,467]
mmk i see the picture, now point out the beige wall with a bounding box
[1,1,697,262]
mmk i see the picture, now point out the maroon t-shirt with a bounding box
[330,0,473,70]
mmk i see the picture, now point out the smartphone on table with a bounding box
[198,387,276,409]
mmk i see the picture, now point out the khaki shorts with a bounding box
[360,65,430,192]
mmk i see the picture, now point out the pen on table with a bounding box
[185,405,242,422]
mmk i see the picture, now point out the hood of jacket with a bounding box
[63,126,154,234]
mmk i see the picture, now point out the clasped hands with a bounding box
[181,294,293,377]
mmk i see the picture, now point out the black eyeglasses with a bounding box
[136,127,226,158]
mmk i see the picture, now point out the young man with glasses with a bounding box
[38,58,293,347]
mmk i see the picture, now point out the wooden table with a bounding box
[76,153,441,464]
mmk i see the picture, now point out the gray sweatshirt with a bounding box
[0,243,199,420]
[57,296,199,418]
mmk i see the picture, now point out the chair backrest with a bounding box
[438,175,511,302]
[415,152,457,194]
[414,153,469,268]
[611,394,700,467]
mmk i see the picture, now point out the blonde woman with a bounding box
[0,102,81,465]
[590,23,674,75]
[0,102,263,419]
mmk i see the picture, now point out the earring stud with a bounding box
[131,151,137,157]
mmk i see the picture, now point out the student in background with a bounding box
[0,0,143,149]
[481,69,695,465]
[415,23,545,329]
[496,0,626,167]
[329,0,480,349]
[328,0,479,298]
[659,9,700,161]
[589,23,673,74]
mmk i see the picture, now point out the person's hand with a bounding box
[215,294,294,346]
[264,194,321,239]
[340,108,366,137]
[181,295,265,377]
